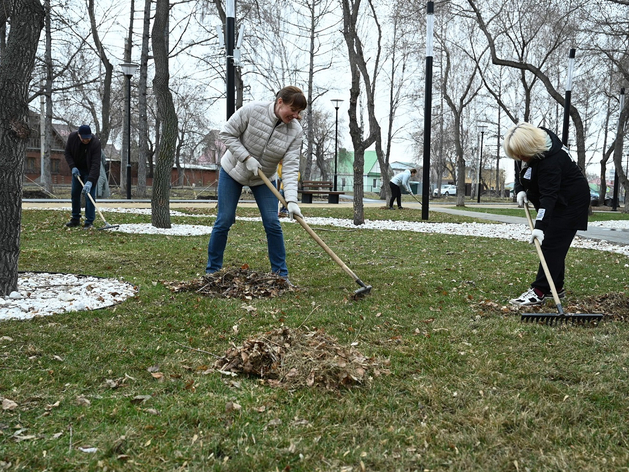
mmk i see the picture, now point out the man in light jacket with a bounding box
[206,86,307,283]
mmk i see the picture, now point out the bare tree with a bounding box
[341,0,385,225]
[137,0,152,197]
[439,27,483,207]
[88,0,114,150]
[151,0,179,227]
[0,0,45,296]
[467,0,590,170]
[40,0,53,193]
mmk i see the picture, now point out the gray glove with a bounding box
[82,181,92,195]
[287,202,303,220]
[516,191,528,207]
[72,167,80,177]
[245,157,260,176]
[529,229,544,245]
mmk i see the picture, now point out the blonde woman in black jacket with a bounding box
[504,122,590,306]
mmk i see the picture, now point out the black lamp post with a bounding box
[331,99,343,192]
[226,0,235,119]
[562,49,576,146]
[612,88,625,211]
[477,124,488,204]
[422,1,434,220]
[120,62,138,199]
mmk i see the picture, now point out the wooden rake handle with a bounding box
[257,169,362,284]
[76,175,108,226]
[523,202,562,308]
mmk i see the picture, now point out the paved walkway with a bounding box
[425,204,629,246]
[22,198,629,246]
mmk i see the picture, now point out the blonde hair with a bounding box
[503,122,548,160]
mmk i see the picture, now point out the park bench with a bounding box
[299,180,345,204]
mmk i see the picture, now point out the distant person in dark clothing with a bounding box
[64,125,101,229]
[388,168,417,209]
[504,122,589,306]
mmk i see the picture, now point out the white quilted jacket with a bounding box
[220,101,303,203]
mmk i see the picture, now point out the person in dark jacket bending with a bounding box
[504,122,589,306]
[64,125,101,229]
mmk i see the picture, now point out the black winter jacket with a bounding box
[513,128,589,231]
[64,132,102,185]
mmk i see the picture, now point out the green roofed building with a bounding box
[335,149,390,193]
[332,149,420,194]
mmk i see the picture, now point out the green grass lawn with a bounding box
[2,205,629,471]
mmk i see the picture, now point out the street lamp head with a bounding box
[120,62,139,77]
[331,99,344,109]
[478,124,488,134]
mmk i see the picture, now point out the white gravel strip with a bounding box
[113,223,212,236]
[590,220,629,229]
[1,272,137,321]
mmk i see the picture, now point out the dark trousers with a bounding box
[531,225,578,293]
[389,182,402,208]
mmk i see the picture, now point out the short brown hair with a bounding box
[276,86,307,111]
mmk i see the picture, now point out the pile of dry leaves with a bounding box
[164,266,294,300]
[214,327,389,390]
[474,291,629,322]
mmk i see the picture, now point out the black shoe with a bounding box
[65,219,80,227]
[83,223,94,229]
[387,207,395,210]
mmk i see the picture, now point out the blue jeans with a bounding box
[70,172,96,225]
[206,168,288,276]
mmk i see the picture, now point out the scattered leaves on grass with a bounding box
[473,291,629,321]
[2,398,18,410]
[213,327,389,390]
[164,266,295,300]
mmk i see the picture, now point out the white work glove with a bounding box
[529,229,544,245]
[287,202,303,220]
[245,157,260,176]
[516,191,528,207]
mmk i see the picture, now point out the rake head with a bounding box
[99,223,120,231]
[352,280,372,299]
[521,313,603,326]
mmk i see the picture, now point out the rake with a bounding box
[258,170,372,297]
[521,203,603,325]
[76,176,119,230]
[410,193,422,206]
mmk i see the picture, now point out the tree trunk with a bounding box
[0,0,45,296]
[341,0,383,225]
[151,0,178,228]
[41,0,52,193]
[137,0,152,197]
[88,0,113,164]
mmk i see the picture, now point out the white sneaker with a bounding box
[509,288,545,306]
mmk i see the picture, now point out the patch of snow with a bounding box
[0,272,137,321]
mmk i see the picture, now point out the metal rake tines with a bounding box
[521,313,604,326]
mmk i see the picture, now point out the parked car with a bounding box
[590,190,612,206]
[433,184,457,197]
